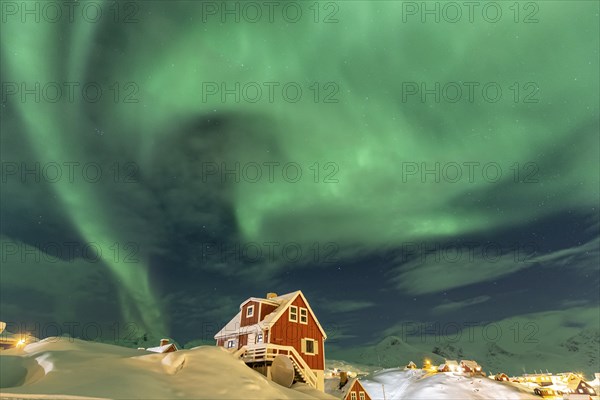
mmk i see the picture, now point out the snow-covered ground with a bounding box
[0,338,335,399]
[326,368,542,400]
[329,329,600,380]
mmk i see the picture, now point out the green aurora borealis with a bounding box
[1,0,599,372]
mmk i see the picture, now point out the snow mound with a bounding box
[0,355,45,388]
[337,368,541,399]
[0,339,335,399]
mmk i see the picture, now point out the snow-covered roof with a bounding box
[0,321,6,335]
[214,290,327,340]
[240,297,280,307]
[147,343,177,353]
[460,360,481,369]
[567,376,595,391]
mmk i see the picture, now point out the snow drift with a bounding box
[0,338,335,399]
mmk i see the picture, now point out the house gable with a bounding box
[268,293,325,370]
[241,300,260,327]
[344,379,371,400]
[262,291,327,339]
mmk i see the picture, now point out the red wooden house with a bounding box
[214,290,327,391]
[460,360,482,374]
[343,379,372,400]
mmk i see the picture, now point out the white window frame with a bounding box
[256,333,263,343]
[299,307,308,324]
[302,338,318,355]
[359,391,365,400]
[226,340,235,349]
[289,305,298,322]
[350,393,357,400]
[246,305,254,318]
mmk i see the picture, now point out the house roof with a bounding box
[460,360,481,369]
[214,290,327,340]
[341,378,364,400]
[567,377,589,390]
[146,343,177,353]
[240,297,279,307]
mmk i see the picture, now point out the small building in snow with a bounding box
[405,361,417,370]
[147,338,178,353]
[0,321,29,350]
[445,360,459,371]
[342,378,372,400]
[533,386,562,397]
[522,372,553,386]
[495,373,509,382]
[459,360,482,374]
[566,375,597,397]
[438,363,449,372]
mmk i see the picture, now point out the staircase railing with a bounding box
[237,343,318,389]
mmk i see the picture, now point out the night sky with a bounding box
[1,1,598,369]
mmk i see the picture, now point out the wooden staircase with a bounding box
[234,343,318,389]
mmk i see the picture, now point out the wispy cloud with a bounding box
[432,295,491,314]
[392,237,599,295]
[322,300,376,313]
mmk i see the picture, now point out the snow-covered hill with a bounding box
[329,329,600,378]
[369,369,539,400]
[331,336,445,370]
[326,369,539,400]
[0,338,335,399]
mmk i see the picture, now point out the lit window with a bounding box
[256,333,263,343]
[579,389,583,393]
[246,305,254,318]
[350,393,357,400]
[300,307,308,324]
[289,306,298,322]
[359,392,365,400]
[227,340,235,349]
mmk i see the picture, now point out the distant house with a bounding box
[405,361,417,369]
[342,379,371,400]
[566,375,597,397]
[214,291,327,391]
[533,386,562,397]
[438,363,449,372]
[459,360,482,374]
[0,321,27,350]
[445,360,459,372]
[522,373,553,386]
[495,373,509,382]
[147,339,178,353]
